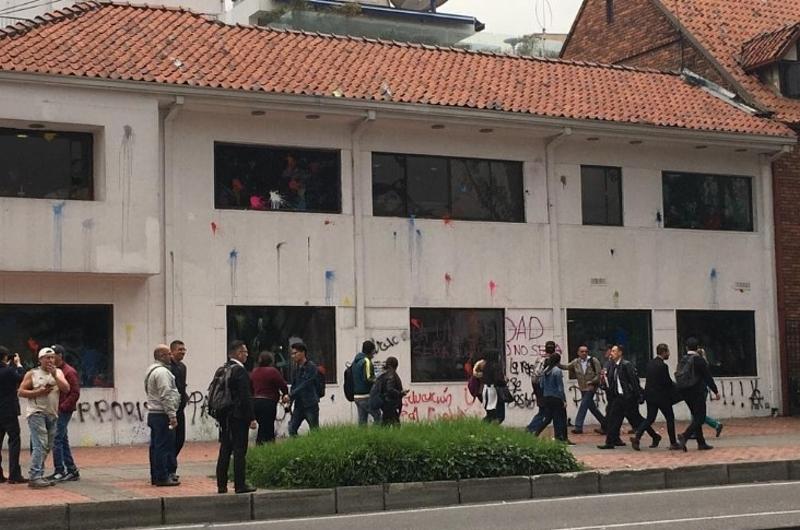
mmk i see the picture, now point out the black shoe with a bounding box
[235,485,256,494]
[614,439,627,447]
[649,433,662,448]
[630,436,640,451]
[564,439,577,446]
[669,443,683,451]
[169,473,179,482]
[698,444,714,451]
[715,424,724,438]
[62,471,80,482]
[217,486,228,494]
[597,444,616,449]
[593,428,607,435]
[627,429,636,435]
[154,478,180,487]
[677,434,688,452]
[571,429,583,435]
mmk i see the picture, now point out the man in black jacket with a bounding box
[677,337,720,451]
[631,344,680,451]
[169,339,188,480]
[215,340,257,494]
[598,345,660,449]
[0,347,26,483]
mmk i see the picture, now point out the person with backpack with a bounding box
[675,337,720,451]
[352,341,381,425]
[567,344,605,435]
[480,353,509,424]
[283,343,321,436]
[532,353,573,444]
[526,341,557,433]
[369,356,407,426]
[631,343,681,451]
[143,344,180,487]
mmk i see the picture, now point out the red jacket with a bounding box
[59,362,81,413]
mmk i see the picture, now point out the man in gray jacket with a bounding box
[145,344,180,487]
[568,345,606,435]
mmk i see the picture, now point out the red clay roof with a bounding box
[0,1,793,138]
[656,0,800,124]
[740,23,800,72]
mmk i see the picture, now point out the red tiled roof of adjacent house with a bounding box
[656,0,800,124]
[0,1,793,138]
[740,23,800,72]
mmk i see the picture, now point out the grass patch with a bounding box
[247,418,581,489]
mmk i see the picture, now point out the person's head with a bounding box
[385,356,399,371]
[577,344,589,360]
[170,340,187,362]
[610,345,624,362]
[0,346,10,365]
[656,343,670,360]
[547,353,562,367]
[228,340,248,364]
[604,346,613,359]
[544,341,556,355]
[290,342,307,364]
[38,347,57,371]
[51,344,66,368]
[685,337,699,352]
[362,340,376,358]
[153,344,171,364]
[258,351,274,367]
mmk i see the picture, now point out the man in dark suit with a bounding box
[169,340,188,480]
[215,340,256,494]
[631,343,680,450]
[677,337,719,451]
[598,345,661,449]
[0,347,26,483]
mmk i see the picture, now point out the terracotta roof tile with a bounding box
[0,1,793,138]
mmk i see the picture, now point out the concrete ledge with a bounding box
[788,460,800,481]
[253,489,336,520]
[531,471,599,499]
[600,468,666,494]
[384,480,460,510]
[0,505,67,530]
[665,464,728,489]
[164,493,251,525]
[69,498,163,530]
[728,461,789,484]
[336,485,385,514]
[458,476,532,504]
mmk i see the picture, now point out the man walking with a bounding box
[567,345,605,435]
[526,341,557,434]
[284,343,321,436]
[18,347,70,488]
[145,344,180,487]
[676,337,719,451]
[49,345,80,482]
[0,347,26,484]
[215,340,256,494]
[631,344,680,451]
[169,340,188,478]
[352,340,381,425]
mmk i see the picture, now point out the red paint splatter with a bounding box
[324,219,334,226]
[211,222,218,236]
[442,216,453,226]
[410,318,423,330]
[444,273,452,283]
[489,281,497,296]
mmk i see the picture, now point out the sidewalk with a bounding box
[1,417,799,509]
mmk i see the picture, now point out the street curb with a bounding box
[12,460,800,529]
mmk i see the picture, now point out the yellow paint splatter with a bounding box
[342,296,353,307]
[124,323,135,345]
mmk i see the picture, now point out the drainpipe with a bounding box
[162,96,184,341]
[545,127,572,346]
[351,110,376,344]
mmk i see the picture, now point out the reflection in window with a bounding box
[373,153,524,222]
[410,308,504,382]
[0,304,113,387]
[226,306,337,383]
[663,171,753,231]
[0,127,93,200]
[214,143,341,213]
[581,165,623,226]
[566,309,652,376]
[676,310,756,377]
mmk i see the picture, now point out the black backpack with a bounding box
[316,366,327,398]
[675,355,700,391]
[368,373,386,411]
[207,364,234,419]
[343,363,355,402]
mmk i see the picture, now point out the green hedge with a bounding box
[246,419,581,489]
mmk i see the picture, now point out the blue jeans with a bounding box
[574,389,606,431]
[147,413,176,482]
[52,411,77,475]
[288,402,319,436]
[27,413,57,481]
[354,398,381,425]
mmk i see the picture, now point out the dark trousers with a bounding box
[147,413,176,482]
[216,417,249,490]
[483,400,506,424]
[253,399,278,444]
[0,415,22,479]
[535,396,568,441]
[635,398,676,444]
[168,408,186,475]
[288,402,319,436]
[381,406,401,426]
[682,392,708,446]
[605,396,657,445]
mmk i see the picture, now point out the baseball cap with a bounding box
[51,344,66,356]
[38,347,56,359]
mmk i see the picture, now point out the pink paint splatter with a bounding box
[324,219,334,226]
[250,195,266,210]
[445,273,452,283]
[489,280,497,297]
[211,222,218,236]
[410,318,423,330]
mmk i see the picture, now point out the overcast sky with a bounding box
[439,0,584,35]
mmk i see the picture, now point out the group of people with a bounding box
[0,345,81,488]
[350,341,408,426]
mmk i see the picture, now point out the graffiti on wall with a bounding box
[400,386,482,421]
[504,310,559,409]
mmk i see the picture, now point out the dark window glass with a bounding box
[663,171,753,231]
[567,309,652,376]
[410,308,504,382]
[214,143,341,213]
[581,165,623,226]
[676,310,756,377]
[0,304,113,387]
[372,152,524,222]
[0,128,93,200]
[779,61,800,99]
[226,306,336,383]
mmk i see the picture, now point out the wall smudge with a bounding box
[325,269,335,305]
[229,248,239,297]
[52,201,66,269]
[82,218,94,271]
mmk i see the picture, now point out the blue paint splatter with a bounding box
[229,249,239,297]
[229,248,239,262]
[52,201,65,269]
[325,270,335,305]
[710,268,717,279]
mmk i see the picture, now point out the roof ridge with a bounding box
[742,21,800,47]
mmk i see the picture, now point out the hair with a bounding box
[385,356,399,370]
[153,345,170,359]
[614,344,625,354]
[228,340,246,355]
[0,346,10,362]
[291,343,307,354]
[362,340,376,355]
[51,344,66,357]
[547,353,562,367]
[169,340,185,350]
[545,340,556,348]
[258,351,274,367]
[577,344,589,352]
[685,337,699,351]
[656,343,669,356]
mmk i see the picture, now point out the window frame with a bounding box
[662,170,755,232]
[779,60,800,99]
[580,164,624,226]
[675,309,757,378]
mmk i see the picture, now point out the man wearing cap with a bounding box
[49,344,80,482]
[17,347,70,488]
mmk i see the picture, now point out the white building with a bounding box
[0,2,794,445]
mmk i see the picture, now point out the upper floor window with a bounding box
[372,153,525,222]
[214,142,341,213]
[581,165,623,226]
[662,171,753,232]
[779,61,800,99]
[0,127,93,200]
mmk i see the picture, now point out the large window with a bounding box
[0,127,93,200]
[779,61,800,99]
[676,310,756,377]
[663,171,753,231]
[226,306,337,383]
[410,308,504,382]
[214,142,341,213]
[581,165,623,226]
[567,309,652,375]
[372,153,524,222]
[0,304,113,387]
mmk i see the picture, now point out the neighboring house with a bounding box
[0,2,794,444]
[562,0,800,416]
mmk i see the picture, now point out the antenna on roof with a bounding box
[533,0,553,33]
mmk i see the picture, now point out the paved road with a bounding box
[142,481,800,530]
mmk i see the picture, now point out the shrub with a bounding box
[247,419,581,489]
